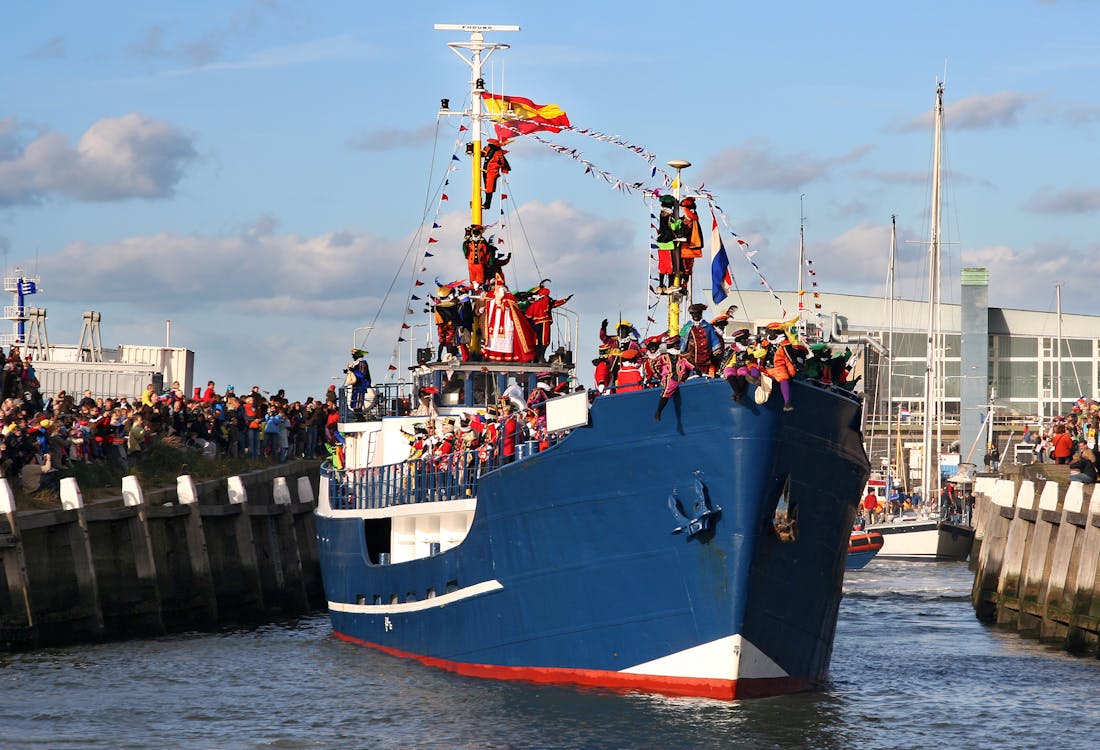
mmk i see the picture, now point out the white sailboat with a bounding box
[868,82,974,562]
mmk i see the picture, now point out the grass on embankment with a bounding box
[14,436,284,511]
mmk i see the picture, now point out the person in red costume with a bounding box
[462,225,491,289]
[525,283,573,362]
[482,139,510,210]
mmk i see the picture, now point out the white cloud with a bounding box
[0,114,198,205]
[897,91,1039,132]
[701,139,871,192]
[1025,187,1100,214]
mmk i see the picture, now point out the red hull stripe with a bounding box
[333,631,814,701]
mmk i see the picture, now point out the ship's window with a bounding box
[406,591,417,602]
[446,579,459,594]
[426,588,436,598]
[356,594,366,605]
[373,595,382,605]
[390,594,399,605]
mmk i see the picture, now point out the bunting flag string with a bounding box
[386,129,472,379]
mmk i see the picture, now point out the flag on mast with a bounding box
[481,93,570,141]
[710,212,732,304]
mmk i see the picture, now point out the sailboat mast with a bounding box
[435,24,520,227]
[1056,282,1063,413]
[886,214,897,490]
[923,82,945,501]
[798,195,806,328]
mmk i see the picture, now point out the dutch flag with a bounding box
[710,212,732,304]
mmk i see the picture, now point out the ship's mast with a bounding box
[434,23,520,227]
[922,82,944,502]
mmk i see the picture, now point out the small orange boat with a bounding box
[847,530,884,569]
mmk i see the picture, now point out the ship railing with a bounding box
[323,427,567,510]
[338,384,412,423]
[324,448,502,510]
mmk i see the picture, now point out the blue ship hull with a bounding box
[316,378,868,699]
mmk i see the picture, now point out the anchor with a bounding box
[668,474,722,538]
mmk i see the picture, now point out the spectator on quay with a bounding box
[1050,423,1074,465]
[140,383,157,408]
[262,405,284,461]
[201,381,217,403]
[20,452,58,494]
[984,442,1001,472]
[1069,442,1097,484]
[127,413,148,460]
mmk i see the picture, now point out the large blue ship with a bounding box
[316,24,869,700]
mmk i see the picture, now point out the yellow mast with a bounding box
[666,159,691,337]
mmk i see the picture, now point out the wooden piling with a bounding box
[1017,481,1063,633]
[83,476,165,637]
[994,479,1038,628]
[971,478,1017,622]
[0,480,34,645]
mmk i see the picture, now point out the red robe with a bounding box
[482,286,537,362]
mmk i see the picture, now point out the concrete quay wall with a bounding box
[970,471,1100,654]
[0,462,324,649]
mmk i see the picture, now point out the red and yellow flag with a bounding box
[481,93,570,141]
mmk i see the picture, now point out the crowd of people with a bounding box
[859,483,974,526]
[1015,402,1100,483]
[0,347,340,496]
[589,303,857,418]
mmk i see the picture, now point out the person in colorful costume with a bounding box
[462,225,491,289]
[482,139,510,210]
[678,197,705,290]
[482,284,537,362]
[434,286,463,361]
[592,343,613,395]
[763,332,798,412]
[598,319,643,393]
[654,335,694,420]
[720,328,760,403]
[654,195,683,294]
[679,303,724,376]
[524,284,573,362]
[346,350,373,413]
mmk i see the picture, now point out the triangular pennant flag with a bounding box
[428,238,438,244]
[451,155,460,161]
[401,323,411,329]
[415,280,424,286]
[501,194,508,200]
[425,252,434,257]
[398,337,406,342]
[458,125,467,132]
[388,364,397,370]
[406,309,415,315]
[442,194,449,201]
[432,222,441,229]
[411,295,421,300]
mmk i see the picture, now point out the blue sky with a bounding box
[2,1,1098,398]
